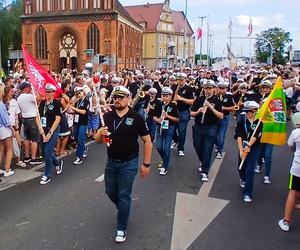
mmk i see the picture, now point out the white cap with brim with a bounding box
[203,79,216,88]
[218,81,229,88]
[239,83,248,89]
[112,86,130,97]
[292,112,300,127]
[243,101,260,111]
[260,80,272,87]
[161,87,173,95]
[177,73,187,79]
[148,88,158,95]
[45,83,57,92]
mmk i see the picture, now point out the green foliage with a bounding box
[255,27,292,65]
[0,0,23,70]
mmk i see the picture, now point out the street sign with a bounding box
[9,50,23,59]
[84,49,94,55]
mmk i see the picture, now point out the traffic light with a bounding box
[99,55,107,64]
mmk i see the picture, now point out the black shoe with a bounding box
[29,158,44,165]
[56,160,63,175]
[24,157,31,163]
[83,146,88,158]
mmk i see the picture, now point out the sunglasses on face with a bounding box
[45,91,54,93]
[204,87,213,90]
[113,95,127,100]
[246,109,258,113]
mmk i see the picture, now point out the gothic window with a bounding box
[80,0,88,9]
[36,0,43,11]
[70,0,77,10]
[35,25,48,59]
[118,27,124,60]
[25,0,31,14]
[93,0,100,8]
[87,23,100,54]
[103,0,111,9]
[47,0,54,11]
[58,0,65,10]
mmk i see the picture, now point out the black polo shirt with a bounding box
[176,84,194,111]
[153,101,179,126]
[153,81,162,98]
[39,99,61,129]
[218,94,234,116]
[143,98,160,118]
[74,97,90,126]
[191,95,222,126]
[235,118,263,146]
[103,108,149,159]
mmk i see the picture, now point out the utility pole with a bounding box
[229,17,233,67]
[197,15,207,66]
[183,0,188,67]
[206,14,210,67]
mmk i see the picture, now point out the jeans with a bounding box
[238,144,261,198]
[41,127,60,178]
[216,115,230,153]
[105,157,139,231]
[155,125,175,170]
[258,143,274,177]
[146,116,156,142]
[192,124,218,175]
[177,110,190,152]
[74,124,87,159]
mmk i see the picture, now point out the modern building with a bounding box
[125,0,195,69]
[21,0,143,72]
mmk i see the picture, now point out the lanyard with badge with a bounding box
[161,104,172,130]
[74,98,85,123]
[243,119,254,147]
[41,101,53,127]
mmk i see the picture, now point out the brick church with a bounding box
[21,0,143,72]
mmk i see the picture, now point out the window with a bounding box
[104,0,111,9]
[70,0,77,10]
[162,23,166,30]
[80,0,88,9]
[118,27,124,60]
[87,23,100,54]
[163,48,166,56]
[35,25,48,59]
[25,0,31,14]
[47,0,54,11]
[159,34,163,43]
[164,35,167,43]
[58,0,65,10]
[159,48,162,56]
[93,0,101,8]
[36,0,43,11]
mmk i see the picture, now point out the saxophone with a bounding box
[131,82,146,108]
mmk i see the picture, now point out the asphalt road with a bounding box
[0,119,299,250]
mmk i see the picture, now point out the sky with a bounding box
[4,0,300,58]
[120,0,300,58]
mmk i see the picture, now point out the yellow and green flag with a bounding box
[255,77,287,145]
[0,68,5,79]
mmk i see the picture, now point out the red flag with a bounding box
[247,16,253,36]
[197,27,203,40]
[21,44,62,98]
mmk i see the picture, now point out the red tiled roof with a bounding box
[171,10,194,36]
[125,3,164,32]
[115,0,143,28]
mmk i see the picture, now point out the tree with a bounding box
[255,27,292,65]
[0,0,23,71]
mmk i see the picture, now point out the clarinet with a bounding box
[200,97,209,124]
[159,103,166,135]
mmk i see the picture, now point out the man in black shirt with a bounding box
[191,80,223,182]
[95,85,152,243]
[173,73,194,156]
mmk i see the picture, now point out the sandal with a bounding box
[16,161,26,168]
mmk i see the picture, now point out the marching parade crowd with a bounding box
[1,62,300,241]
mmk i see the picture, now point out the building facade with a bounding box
[126,0,195,70]
[21,0,143,72]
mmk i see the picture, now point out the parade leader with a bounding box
[95,85,152,243]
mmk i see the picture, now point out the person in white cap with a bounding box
[232,82,249,123]
[153,87,179,175]
[95,85,152,243]
[235,100,263,203]
[191,79,223,182]
[278,112,300,232]
[38,84,63,184]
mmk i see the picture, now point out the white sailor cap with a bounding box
[202,79,216,88]
[260,80,272,87]
[112,85,130,96]
[148,87,158,95]
[239,82,248,89]
[45,83,57,92]
[243,101,260,111]
[177,72,187,79]
[161,87,173,95]
[218,81,229,88]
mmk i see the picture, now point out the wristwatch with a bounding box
[143,162,150,168]
[48,130,53,135]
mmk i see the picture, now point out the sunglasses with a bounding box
[113,95,127,100]
[45,91,54,93]
[246,109,258,113]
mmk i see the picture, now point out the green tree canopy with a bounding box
[255,27,292,65]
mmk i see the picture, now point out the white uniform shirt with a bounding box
[287,128,300,177]
[17,93,37,118]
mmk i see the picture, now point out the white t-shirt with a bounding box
[287,128,300,177]
[17,93,37,118]
[8,99,21,126]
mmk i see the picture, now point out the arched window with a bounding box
[118,27,124,60]
[35,25,48,59]
[87,23,100,54]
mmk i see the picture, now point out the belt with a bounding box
[23,117,36,120]
[109,154,138,163]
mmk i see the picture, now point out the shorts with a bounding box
[22,117,40,142]
[0,126,12,140]
[289,174,300,192]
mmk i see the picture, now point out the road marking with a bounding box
[95,174,104,183]
[171,154,230,250]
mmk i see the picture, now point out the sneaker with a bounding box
[56,160,63,175]
[264,176,271,184]
[262,158,265,164]
[243,195,252,203]
[178,151,185,157]
[214,149,218,153]
[40,175,51,185]
[171,142,178,149]
[201,173,209,182]
[157,161,163,169]
[255,165,262,173]
[278,219,290,232]
[115,230,127,243]
[83,146,88,158]
[159,168,168,175]
[216,152,223,159]
[29,158,44,165]
[240,179,245,188]
[24,157,31,163]
[198,162,202,172]
[4,170,15,177]
[0,169,5,174]
[73,157,83,165]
